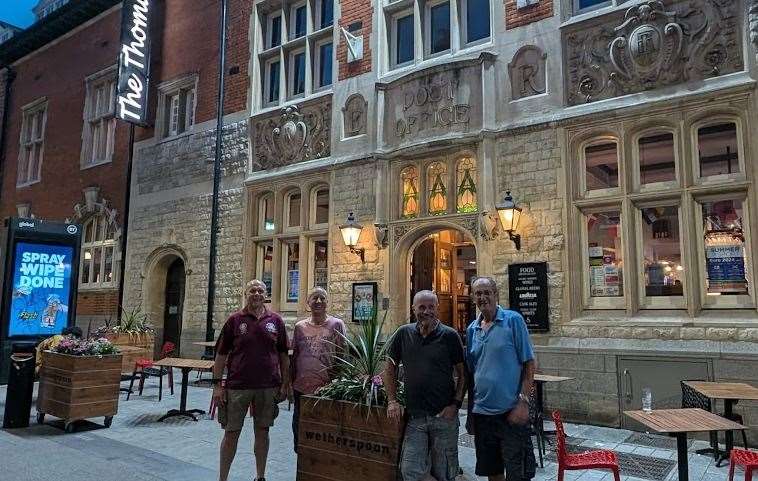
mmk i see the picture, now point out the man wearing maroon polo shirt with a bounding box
[213,279,291,481]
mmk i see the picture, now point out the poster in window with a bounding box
[8,242,74,337]
[287,270,300,302]
[706,242,747,294]
[352,282,377,323]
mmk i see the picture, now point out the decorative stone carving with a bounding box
[393,224,412,244]
[392,215,479,245]
[508,46,547,100]
[373,223,389,249]
[252,99,331,171]
[70,186,120,238]
[342,93,367,137]
[564,0,743,105]
[454,214,479,239]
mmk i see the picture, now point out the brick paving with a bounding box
[0,374,735,481]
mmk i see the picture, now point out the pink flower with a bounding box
[371,375,383,387]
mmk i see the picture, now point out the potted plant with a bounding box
[296,313,405,481]
[37,336,122,432]
[96,306,155,370]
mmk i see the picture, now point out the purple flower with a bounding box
[371,375,383,387]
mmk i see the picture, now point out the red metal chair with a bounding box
[126,342,175,401]
[553,410,621,481]
[729,448,758,481]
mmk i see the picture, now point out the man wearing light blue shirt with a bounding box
[466,276,536,481]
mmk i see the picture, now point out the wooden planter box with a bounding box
[297,396,403,481]
[106,332,154,371]
[37,351,122,431]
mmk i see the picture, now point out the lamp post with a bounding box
[495,191,522,250]
[340,212,365,262]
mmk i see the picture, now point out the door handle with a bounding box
[623,369,632,403]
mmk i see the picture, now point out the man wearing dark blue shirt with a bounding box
[466,277,536,481]
[384,290,466,481]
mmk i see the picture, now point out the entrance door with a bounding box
[163,258,185,355]
[410,238,435,322]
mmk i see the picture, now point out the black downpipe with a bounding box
[116,124,135,319]
[0,67,16,205]
[206,0,228,343]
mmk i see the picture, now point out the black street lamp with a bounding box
[495,191,522,250]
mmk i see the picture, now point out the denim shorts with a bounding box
[400,415,460,481]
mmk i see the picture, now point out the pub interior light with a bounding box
[340,212,365,262]
[495,191,522,251]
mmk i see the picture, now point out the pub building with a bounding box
[122,0,758,437]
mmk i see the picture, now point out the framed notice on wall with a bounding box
[352,282,377,323]
[508,262,549,332]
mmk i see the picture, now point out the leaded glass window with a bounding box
[456,157,477,213]
[401,166,420,219]
[428,162,448,215]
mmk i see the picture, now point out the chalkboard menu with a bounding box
[508,262,549,332]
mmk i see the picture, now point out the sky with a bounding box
[0,0,38,29]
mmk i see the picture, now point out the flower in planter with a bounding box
[315,312,405,408]
[52,336,119,356]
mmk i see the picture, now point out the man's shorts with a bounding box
[471,412,536,480]
[218,387,280,431]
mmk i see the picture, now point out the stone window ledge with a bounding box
[567,313,758,329]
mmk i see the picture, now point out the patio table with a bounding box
[624,408,745,481]
[533,374,574,467]
[152,357,215,421]
[683,381,758,465]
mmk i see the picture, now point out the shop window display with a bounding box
[641,206,683,297]
[586,211,623,297]
[702,199,748,296]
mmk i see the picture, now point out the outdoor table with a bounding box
[533,374,574,467]
[624,408,745,481]
[683,381,758,465]
[152,358,215,421]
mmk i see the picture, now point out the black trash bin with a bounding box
[3,343,36,429]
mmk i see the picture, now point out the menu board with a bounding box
[508,262,549,332]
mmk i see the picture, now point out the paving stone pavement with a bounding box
[0,373,736,481]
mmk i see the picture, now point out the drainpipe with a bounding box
[0,67,15,204]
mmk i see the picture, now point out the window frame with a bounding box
[155,74,198,142]
[307,236,330,293]
[424,0,452,59]
[284,189,302,233]
[632,128,680,193]
[309,186,330,230]
[263,55,282,106]
[460,0,491,47]
[694,193,755,309]
[580,136,622,199]
[280,238,301,310]
[288,47,307,99]
[391,9,415,69]
[255,240,275,301]
[313,38,333,91]
[17,98,47,188]
[635,201,687,310]
[692,118,746,185]
[289,1,308,40]
[266,11,283,49]
[316,0,334,30]
[573,0,613,15]
[79,214,118,290]
[81,66,117,169]
[454,155,479,214]
[258,193,276,235]
[580,207,626,310]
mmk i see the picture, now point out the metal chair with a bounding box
[528,386,545,468]
[126,342,175,401]
[729,448,758,481]
[553,410,620,481]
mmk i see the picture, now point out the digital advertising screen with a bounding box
[7,242,74,337]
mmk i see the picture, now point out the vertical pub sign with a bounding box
[508,262,549,332]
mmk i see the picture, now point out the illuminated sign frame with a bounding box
[116,0,152,125]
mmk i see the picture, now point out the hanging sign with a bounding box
[116,0,153,125]
[508,262,549,332]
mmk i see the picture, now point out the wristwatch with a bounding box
[518,393,529,404]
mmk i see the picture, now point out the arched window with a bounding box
[258,193,275,234]
[311,186,329,228]
[456,156,477,213]
[284,190,301,230]
[401,166,419,219]
[427,161,448,215]
[81,214,117,287]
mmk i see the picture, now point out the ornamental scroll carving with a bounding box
[391,214,479,245]
[252,100,331,171]
[564,0,742,105]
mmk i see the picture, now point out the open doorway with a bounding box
[163,258,185,355]
[409,229,477,334]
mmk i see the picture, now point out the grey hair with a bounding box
[472,276,499,294]
[412,290,438,305]
[245,279,267,290]
[307,286,329,301]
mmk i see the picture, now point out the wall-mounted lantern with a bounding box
[340,212,365,262]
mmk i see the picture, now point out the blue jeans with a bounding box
[400,415,460,481]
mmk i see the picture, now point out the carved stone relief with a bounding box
[750,0,758,56]
[508,46,547,100]
[342,93,367,138]
[391,214,479,245]
[564,0,743,105]
[252,99,331,171]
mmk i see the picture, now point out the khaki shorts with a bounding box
[218,387,280,431]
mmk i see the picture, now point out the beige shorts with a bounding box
[218,387,280,431]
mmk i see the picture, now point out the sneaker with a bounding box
[254,478,265,481]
